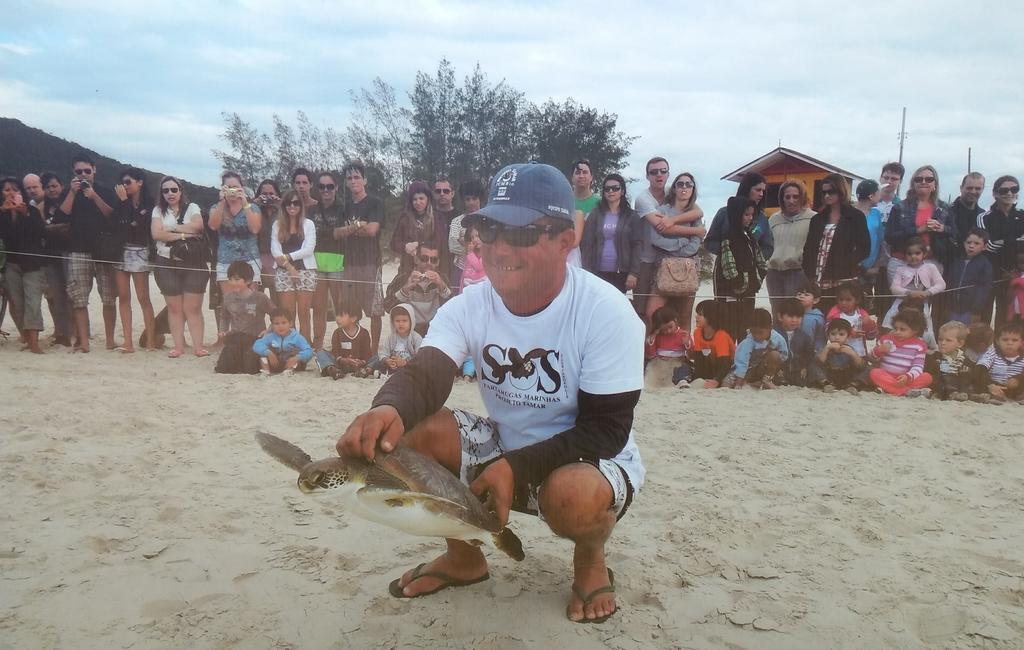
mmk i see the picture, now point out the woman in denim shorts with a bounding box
[112,167,157,352]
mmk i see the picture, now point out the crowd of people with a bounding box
[1,154,1022,401]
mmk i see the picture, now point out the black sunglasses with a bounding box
[647,168,669,176]
[821,188,837,196]
[161,187,179,194]
[417,254,440,264]
[913,176,936,184]
[318,183,336,190]
[434,188,452,195]
[473,217,568,248]
[674,181,695,189]
[603,185,622,193]
[74,168,93,176]
[996,185,1020,196]
[285,200,301,207]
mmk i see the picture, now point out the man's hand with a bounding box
[82,184,95,200]
[423,269,445,288]
[336,405,405,462]
[625,274,637,290]
[470,458,514,527]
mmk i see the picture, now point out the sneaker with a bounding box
[674,379,691,389]
[259,368,270,377]
[906,388,931,398]
[760,375,776,390]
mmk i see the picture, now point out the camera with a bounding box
[79,180,90,191]
[257,194,274,205]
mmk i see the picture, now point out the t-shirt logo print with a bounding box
[481,344,562,394]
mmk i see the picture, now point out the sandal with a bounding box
[167,349,184,359]
[194,348,210,357]
[568,568,617,624]
[388,562,490,599]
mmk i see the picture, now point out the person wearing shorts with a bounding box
[337,162,645,624]
[342,161,386,350]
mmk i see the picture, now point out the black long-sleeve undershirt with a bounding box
[371,346,639,486]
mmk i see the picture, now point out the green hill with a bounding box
[0,117,218,205]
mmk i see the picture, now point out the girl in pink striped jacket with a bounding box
[870,307,933,397]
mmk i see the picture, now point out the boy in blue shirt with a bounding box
[253,308,314,376]
[796,279,826,353]
[774,298,813,386]
[724,308,790,389]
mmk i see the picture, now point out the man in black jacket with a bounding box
[337,162,645,624]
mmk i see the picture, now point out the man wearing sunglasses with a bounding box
[979,175,1023,323]
[337,162,644,624]
[630,157,671,318]
[58,153,117,352]
[383,242,451,336]
[433,176,457,227]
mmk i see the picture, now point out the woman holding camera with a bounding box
[1,177,47,353]
[151,176,208,358]
[209,171,262,295]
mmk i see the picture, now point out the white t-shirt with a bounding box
[424,264,647,489]
[633,188,662,264]
[153,203,202,259]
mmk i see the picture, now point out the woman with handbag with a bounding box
[647,172,706,331]
[112,167,157,352]
[151,176,209,358]
[272,189,317,343]
[580,173,642,293]
[714,197,767,340]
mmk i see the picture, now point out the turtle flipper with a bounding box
[255,433,313,472]
[493,527,525,561]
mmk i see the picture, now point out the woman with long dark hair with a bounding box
[254,179,281,300]
[979,175,1023,322]
[714,196,766,339]
[39,172,73,346]
[151,176,208,358]
[706,172,774,260]
[112,167,156,351]
[802,173,870,312]
[646,172,706,331]
[309,170,344,349]
[580,173,642,293]
[272,189,317,343]
[0,177,47,353]
[391,180,446,275]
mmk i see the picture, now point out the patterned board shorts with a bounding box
[451,408,634,521]
[118,245,150,273]
[66,252,117,308]
[275,267,317,293]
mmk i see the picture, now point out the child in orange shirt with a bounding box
[689,300,735,388]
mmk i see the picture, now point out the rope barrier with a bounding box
[0,249,1012,300]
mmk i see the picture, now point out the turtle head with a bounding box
[297,458,357,493]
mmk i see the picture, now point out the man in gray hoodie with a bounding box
[766,180,815,315]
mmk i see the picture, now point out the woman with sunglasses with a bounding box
[151,176,208,358]
[210,171,262,296]
[309,171,345,349]
[580,174,642,293]
[0,177,47,353]
[391,180,446,276]
[39,172,73,346]
[646,173,706,331]
[979,175,1023,322]
[885,165,956,275]
[111,167,157,351]
[802,174,870,312]
[272,189,317,343]
[254,179,281,300]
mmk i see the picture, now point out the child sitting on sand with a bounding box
[689,300,735,388]
[826,281,877,358]
[813,319,867,393]
[724,308,789,389]
[216,261,273,375]
[973,320,1024,403]
[356,303,423,378]
[774,298,814,386]
[253,308,314,376]
[926,321,973,401]
[869,307,932,397]
[644,306,693,387]
[315,303,372,380]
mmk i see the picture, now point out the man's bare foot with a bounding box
[566,564,616,622]
[392,550,488,598]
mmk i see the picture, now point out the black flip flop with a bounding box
[388,562,490,599]
[569,568,617,624]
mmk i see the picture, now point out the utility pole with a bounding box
[897,107,907,165]
[968,147,972,173]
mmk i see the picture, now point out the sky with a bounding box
[2,0,1023,212]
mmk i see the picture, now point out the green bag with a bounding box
[314,251,344,273]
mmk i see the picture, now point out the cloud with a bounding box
[0,43,34,56]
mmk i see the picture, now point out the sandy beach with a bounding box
[2,280,1023,649]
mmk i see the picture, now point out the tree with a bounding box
[525,98,636,184]
[211,112,274,190]
[408,59,459,182]
[342,78,412,194]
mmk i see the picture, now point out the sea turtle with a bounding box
[255,433,525,561]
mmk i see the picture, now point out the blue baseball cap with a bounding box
[471,163,574,227]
